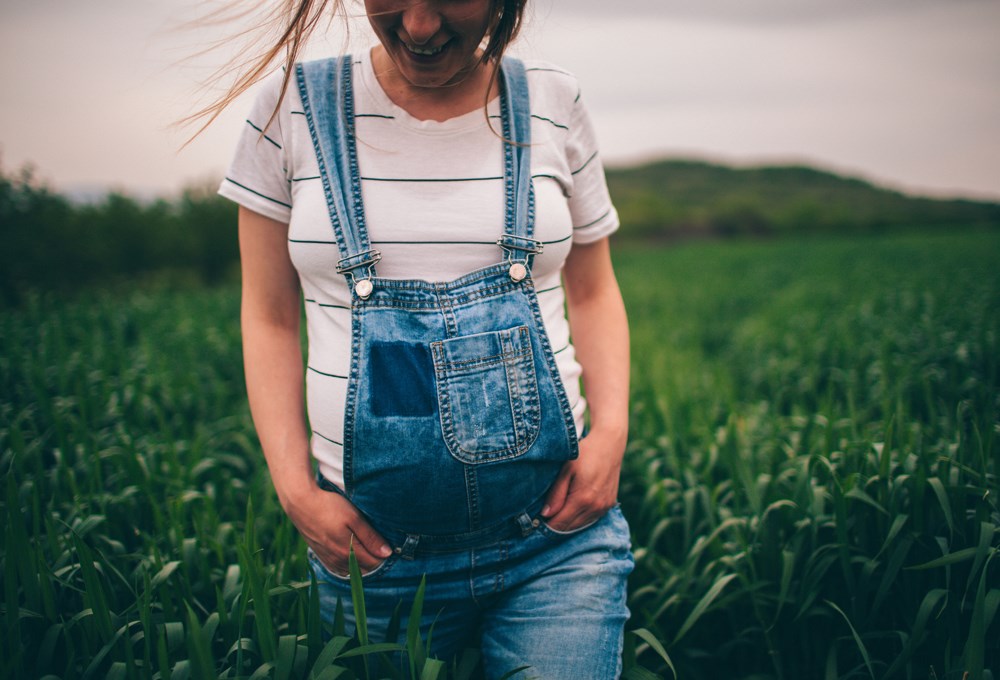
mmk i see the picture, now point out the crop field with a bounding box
[2,229,998,679]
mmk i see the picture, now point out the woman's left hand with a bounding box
[539,426,626,532]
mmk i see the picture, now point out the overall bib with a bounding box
[296,55,580,554]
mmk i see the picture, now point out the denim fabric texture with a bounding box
[308,506,634,679]
[297,56,579,540]
[296,56,633,677]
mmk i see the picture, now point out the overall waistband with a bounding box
[317,474,545,557]
[352,261,533,310]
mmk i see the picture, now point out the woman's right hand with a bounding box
[238,206,393,577]
[287,485,394,576]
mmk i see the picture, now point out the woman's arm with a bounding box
[541,236,630,531]
[239,206,392,571]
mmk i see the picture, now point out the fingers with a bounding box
[306,492,392,576]
[544,495,598,533]
[541,462,573,519]
[542,461,602,531]
[540,457,615,532]
[347,514,394,561]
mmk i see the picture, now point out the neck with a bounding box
[370,46,498,122]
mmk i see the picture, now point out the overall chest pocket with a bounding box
[431,325,541,464]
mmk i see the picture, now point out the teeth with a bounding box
[406,43,444,56]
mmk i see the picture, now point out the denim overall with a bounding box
[295,56,580,555]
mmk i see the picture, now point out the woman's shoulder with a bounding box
[516,58,582,112]
[245,67,302,119]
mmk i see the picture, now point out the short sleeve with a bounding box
[565,91,619,244]
[217,73,293,223]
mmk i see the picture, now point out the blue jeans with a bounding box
[308,505,634,679]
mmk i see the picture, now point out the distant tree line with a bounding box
[607,160,1000,240]
[3,159,999,305]
[1,164,238,306]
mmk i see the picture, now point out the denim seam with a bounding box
[434,348,531,369]
[357,283,525,310]
[465,464,480,529]
[342,303,363,496]
[526,283,579,456]
[301,56,578,541]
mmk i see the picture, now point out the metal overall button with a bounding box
[509,263,527,282]
[355,279,374,299]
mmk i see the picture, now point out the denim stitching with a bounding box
[302,56,576,540]
[465,465,480,529]
[296,60,352,263]
[432,329,540,464]
[433,348,531,369]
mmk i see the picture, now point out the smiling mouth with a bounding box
[404,41,447,57]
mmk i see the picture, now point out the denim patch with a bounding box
[369,341,435,417]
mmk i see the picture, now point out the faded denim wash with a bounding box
[296,55,633,678]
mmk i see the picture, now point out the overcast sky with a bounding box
[1,0,998,200]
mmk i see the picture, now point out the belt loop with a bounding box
[399,534,420,560]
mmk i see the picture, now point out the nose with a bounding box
[401,3,442,45]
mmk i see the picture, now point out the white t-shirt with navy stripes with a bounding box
[220,50,619,489]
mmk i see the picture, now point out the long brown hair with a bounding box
[183,0,528,139]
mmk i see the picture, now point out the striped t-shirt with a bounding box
[219,50,619,489]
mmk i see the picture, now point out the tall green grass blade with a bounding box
[966,523,996,599]
[276,634,298,680]
[81,621,130,680]
[927,477,954,536]
[907,547,978,571]
[771,549,796,627]
[309,636,351,679]
[239,498,276,663]
[337,642,406,658]
[632,628,676,679]
[672,573,737,644]
[844,487,888,516]
[871,535,914,618]
[407,575,428,676]
[347,547,367,647]
[150,561,181,590]
[71,532,114,643]
[878,417,893,480]
[884,588,948,677]
[184,603,216,680]
[346,546,371,678]
[874,514,909,560]
[825,600,874,679]
[307,567,321,666]
[248,662,276,680]
[419,658,445,680]
[962,551,996,680]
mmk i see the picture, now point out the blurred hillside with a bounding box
[607,159,1000,239]
[2,159,998,305]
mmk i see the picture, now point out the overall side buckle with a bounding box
[497,235,543,282]
[336,250,381,299]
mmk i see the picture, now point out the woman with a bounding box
[218,0,633,676]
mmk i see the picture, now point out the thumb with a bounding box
[349,516,393,559]
[541,462,574,518]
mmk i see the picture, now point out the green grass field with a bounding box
[2,230,998,679]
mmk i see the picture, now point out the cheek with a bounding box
[447,2,494,36]
[364,1,402,31]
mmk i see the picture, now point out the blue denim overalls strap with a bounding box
[296,55,579,555]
